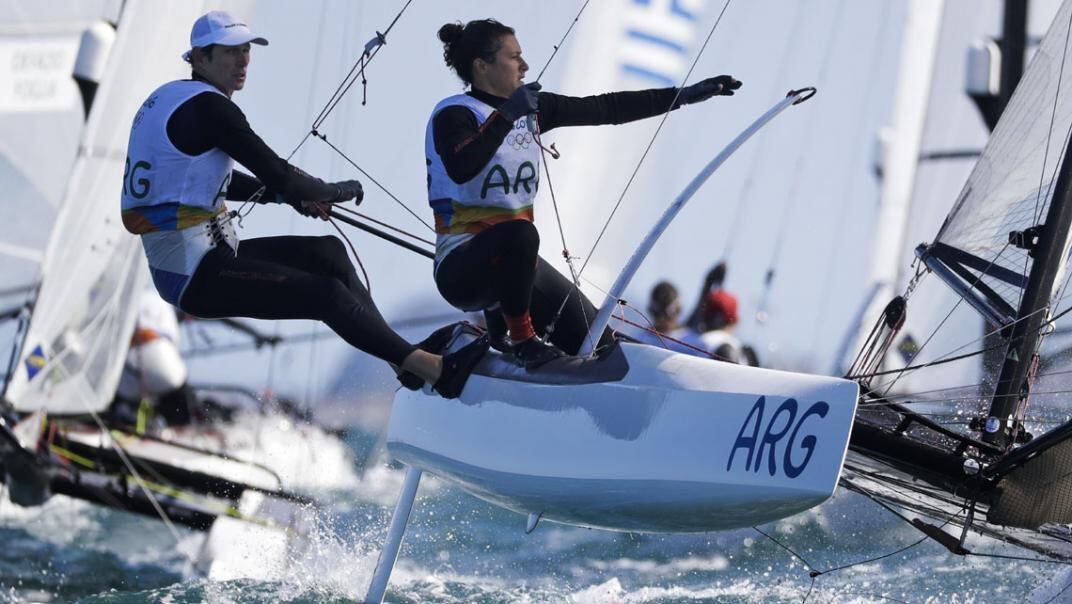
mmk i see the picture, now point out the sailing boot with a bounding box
[397,323,464,391]
[433,334,491,398]
[511,335,566,370]
[483,307,512,353]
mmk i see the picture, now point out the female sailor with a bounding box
[428,18,741,368]
[121,11,487,399]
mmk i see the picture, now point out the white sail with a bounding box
[3,0,250,415]
[931,0,1072,322]
[0,3,120,301]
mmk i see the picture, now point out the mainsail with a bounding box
[924,1,1072,330]
[0,4,118,303]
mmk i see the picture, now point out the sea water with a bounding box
[1,430,1069,604]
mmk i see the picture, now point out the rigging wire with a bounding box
[852,287,1072,384]
[233,0,424,231]
[753,481,970,603]
[1031,7,1072,228]
[807,0,893,348]
[717,2,807,263]
[520,0,594,346]
[851,236,1044,392]
[538,0,736,345]
[313,131,434,232]
[333,205,435,247]
[533,0,592,82]
[1015,6,1072,324]
[751,0,847,339]
[77,412,198,567]
[576,0,734,280]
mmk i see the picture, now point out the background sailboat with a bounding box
[0,0,366,583]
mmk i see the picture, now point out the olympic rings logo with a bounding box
[508,132,533,150]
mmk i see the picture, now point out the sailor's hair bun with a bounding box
[437,19,515,86]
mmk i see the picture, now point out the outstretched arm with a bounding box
[537,75,741,133]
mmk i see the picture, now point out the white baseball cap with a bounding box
[182,11,268,61]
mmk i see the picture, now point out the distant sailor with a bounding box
[696,289,750,365]
[113,287,195,428]
[120,11,487,399]
[632,281,702,354]
[428,18,741,368]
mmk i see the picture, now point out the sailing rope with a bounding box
[542,0,735,348]
[752,485,967,603]
[512,0,594,344]
[333,205,435,247]
[848,241,1010,393]
[761,481,1072,602]
[230,0,425,238]
[73,409,199,567]
[852,287,1072,383]
[534,0,591,82]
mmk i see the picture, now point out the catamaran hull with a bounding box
[388,341,859,532]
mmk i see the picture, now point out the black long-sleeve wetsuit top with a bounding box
[167,73,337,204]
[432,87,681,184]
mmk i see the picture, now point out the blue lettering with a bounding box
[727,397,829,478]
[727,396,765,472]
[784,402,829,478]
[127,158,152,199]
[754,398,797,476]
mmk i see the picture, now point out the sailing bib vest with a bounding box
[120,80,238,306]
[698,330,743,363]
[425,93,541,268]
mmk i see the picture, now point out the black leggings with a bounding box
[435,220,612,354]
[180,235,415,365]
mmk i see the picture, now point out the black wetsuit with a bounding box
[432,87,681,354]
[174,75,414,365]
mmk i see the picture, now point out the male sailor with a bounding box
[428,18,741,368]
[120,11,487,398]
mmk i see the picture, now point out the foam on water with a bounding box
[4,433,1072,602]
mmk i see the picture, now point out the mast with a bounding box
[1000,1,1028,111]
[983,136,1072,448]
[969,1,1028,130]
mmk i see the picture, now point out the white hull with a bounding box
[388,340,859,532]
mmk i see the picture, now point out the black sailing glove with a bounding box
[498,82,542,122]
[291,200,331,220]
[331,179,364,205]
[675,75,742,108]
